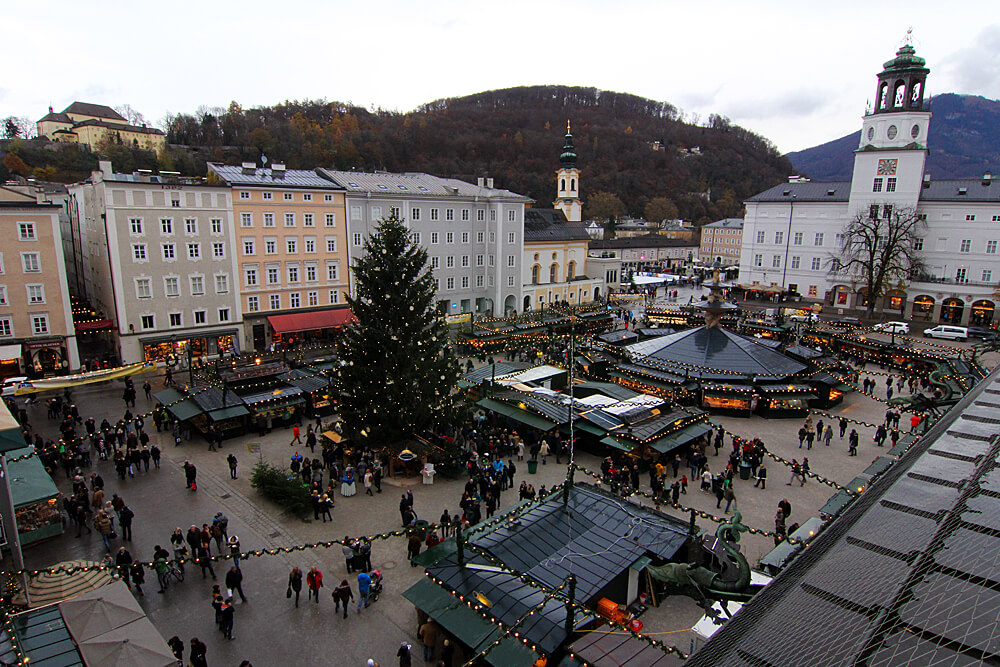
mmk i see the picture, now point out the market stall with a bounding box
[7,447,63,545]
[701,384,754,415]
[755,384,817,416]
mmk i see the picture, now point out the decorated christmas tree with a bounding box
[335,214,463,448]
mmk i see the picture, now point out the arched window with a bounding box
[560,179,566,191]
[893,80,906,108]
[909,81,922,107]
[570,178,576,191]
[531,264,541,285]
[567,261,577,279]
[879,83,889,110]
[550,263,559,283]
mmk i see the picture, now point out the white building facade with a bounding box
[321,171,531,317]
[740,43,1000,326]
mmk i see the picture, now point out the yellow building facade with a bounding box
[37,102,165,152]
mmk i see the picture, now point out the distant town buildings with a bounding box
[36,102,165,152]
[588,234,699,274]
[739,43,1000,326]
[699,218,744,265]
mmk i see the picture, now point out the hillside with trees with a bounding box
[2,86,796,222]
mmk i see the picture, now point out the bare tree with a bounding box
[832,205,925,317]
[114,104,147,126]
[2,116,35,139]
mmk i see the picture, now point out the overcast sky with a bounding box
[3,1,997,154]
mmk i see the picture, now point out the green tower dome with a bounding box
[560,120,577,168]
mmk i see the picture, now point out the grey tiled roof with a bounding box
[746,182,851,203]
[72,118,164,135]
[702,217,744,229]
[747,178,1000,204]
[589,234,699,250]
[688,368,1000,667]
[208,163,341,189]
[320,170,532,201]
[524,209,591,242]
[63,102,126,121]
[625,327,807,377]
[919,178,1000,202]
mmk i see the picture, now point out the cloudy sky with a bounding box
[3,1,997,153]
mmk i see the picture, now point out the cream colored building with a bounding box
[0,187,79,377]
[521,209,603,312]
[208,163,351,351]
[37,102,165,152]
[699,218,743,266]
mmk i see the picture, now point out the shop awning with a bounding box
[207,405,249,421]
[0,343,22,361]
[267,308,354,334]
[153,388,204,422]
[6,447,59,507]
[74,319,115,333]
[477,398,558,432]
[0,404,24,453]
[762,392,818,401]
[644,421,714,454]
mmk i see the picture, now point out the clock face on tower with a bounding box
[887,125,898,140]
[877,159,898,176]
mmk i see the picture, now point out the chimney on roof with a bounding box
[984,172,992,186]
[477,177,485,187]
[272,164,286,179]
[98,160,113,180]
[923,173,931,189]
[241,162,256,175]
[486,177,494,189]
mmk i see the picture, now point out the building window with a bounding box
[774,231,784,244]
[171,198,180,208]
[811,257,821,270]
[882,205,893,220]
[218,308,230,322]
[461,276,469,288]
[288,266,300,283]
[169,313,182,327]
[213,242,225,259]
[508,232,515,244]
[873,178,883,192]
[129,218,144,235]
[327,264,339,281]
[324,194,333,202]
[351,206,362,221]
[284,213,295,227]
[287,238,297,254]
[140,314,154,329]
[263,192,272,200]
[490,210,497,221]
[814,233,824,246]
[446,209,454,221]
[772,255,781,268]
[267,267,279,284]
[326,238,337,253]
[185,218,198,234]
[135,278,152,299]
[265,239,277,254]
[808,285,818,297]
[283,193,293,201]
[756,231,765,243]
[791,256,800,269]
[290,293,301,308]
[247,296,259,312]
[508,210,516,222]
[161,244,175,260]
[869,204,880,220]
[263,213,275,227]
[307,291,318,306]
[243,239,255,255]
[488,254,495,267]
[886,178,897,192]
[132,244,147,261]
[461,232,469,244]
[194,310,206,325]
[245,268,257,286]
[476,232,484,243]
[753,254,762,267]
[410,208,420,221]
[160,218,173,234]
[476,254,484,267]
[325,213,336,227]
[430,208,439,221]
[305,238,315,253]
[430,257,439,269]
[507,275,514,287]
[431,232,439,245]
[489,233,495,243]
[983,270,993,283]
[507,255,515,267]
[412,232,421,245]
[793,232,802,245]
[461,255,470,267]
[353,233,362,246]
[241,213,253,227]
[211,218,223,234]
[960,239,972,253]
[31,314,48,334]
[240,191,250,200]
[914,238,924,251]
[306,265,317,282]
[967,214,976,221]
[26,284,44,304]
[329,289,339,304]
[189,276,203,295]
[446,277,455,290]
[303,213,314,227]
[446,232,454,244]
[957,268,967,283]
[476,275,484,287]
[269,294,281,310]
[986,240,997,254]
[215,274,229,293]
[187,243,201,259]
[461,209,470,221]
[446,256,454,268]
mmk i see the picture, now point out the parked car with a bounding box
[1,377,28,397]
[923,325,969,341]
[965,326,999,340]
[873,321,910,335]
[829,317,862,328]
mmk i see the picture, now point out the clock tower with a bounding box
[554,121,582,222]
[849,38,931,216]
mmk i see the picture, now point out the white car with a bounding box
[788,312,818,323]
[1,376,28,397]
[873,321,910,335]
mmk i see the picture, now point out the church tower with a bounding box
[554,121,582,222]
[848,36,931,216]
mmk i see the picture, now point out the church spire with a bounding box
[554,119,581,222]
[560,120,577,168]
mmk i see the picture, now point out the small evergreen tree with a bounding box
[335,215,462,448]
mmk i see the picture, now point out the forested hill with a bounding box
[787,93,1000,180]
[1,86,795,222]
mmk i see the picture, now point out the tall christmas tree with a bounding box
[335,214,462,448]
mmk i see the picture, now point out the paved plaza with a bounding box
[14,306,998,665]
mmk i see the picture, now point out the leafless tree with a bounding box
[114,104,147,126]
[832,205,925,317]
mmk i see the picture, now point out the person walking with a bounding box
[228,535,241,570]
[118,505,134,541]
[342,537,356,574]
[288,567,303,607]
[94,510,113,553]
[289,424,301,446]
[115,546,133,588]
[397,642,412,667]
[840,417,849,438]
[723,483,736,514]
[754,463,767,489]
[226,566,247,603]
[190,638,208,667]
[364,470,374,496]
[153,545,170,593]
[418,620,440,663]
[332,579,354,619]
[306,566,323,603]
[407,531,422,565]
[130,561,145,596]
[197,545,216,580]
[219,599,235,640]
[823,426,833,447]
[849,429,859,456]
[183,461,197,491]
[143,380,152,401]
[538,440,550,464]
[167,636,184,664]
[227,454,238,479]
[357,570,371,612]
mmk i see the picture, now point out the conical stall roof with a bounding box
[624,327,807,378]
[23,559,113,608]
[60,580,144,643]
[76,617,176,667]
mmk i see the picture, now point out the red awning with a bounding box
[75,319,115,332]
[267,309,354,334]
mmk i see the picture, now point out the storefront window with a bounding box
[143,337,208,363]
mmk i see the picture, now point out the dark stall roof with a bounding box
[191,385,246,412]
[457,361,532,388]
[279,369,329,394]
[488,390,574,425]
[625,327,807,378]
[568,630,687,667]
[598,330,640,344]
[636,327,676,337]
[687,367,999,667]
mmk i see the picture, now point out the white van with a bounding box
[923,325,968,341]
